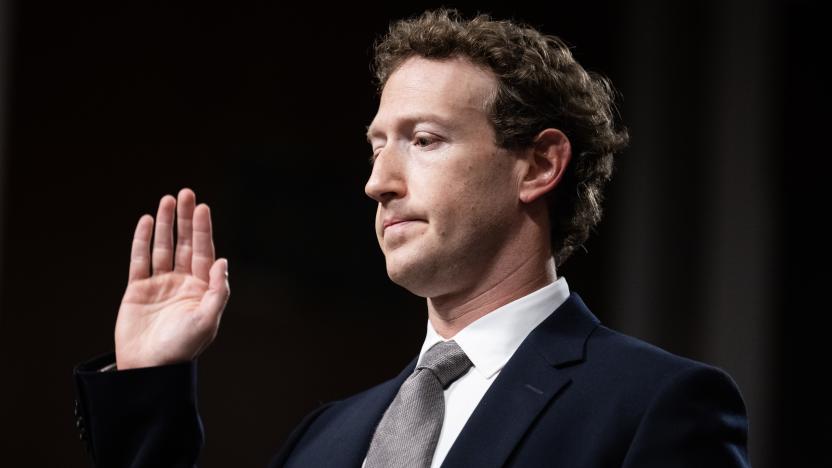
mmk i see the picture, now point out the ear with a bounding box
[518,128,572,204]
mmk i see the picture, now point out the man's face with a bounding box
[365,56,525,298]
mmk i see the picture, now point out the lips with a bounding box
[382,217,424,232]
[383,218,409,229]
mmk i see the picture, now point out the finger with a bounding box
[152,195,176,274]
[128,215,154,283]
[191,203,215,282]
[174,188,196,274]
[201,258,230,322]
[194,259,230,356]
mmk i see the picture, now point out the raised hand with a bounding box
[114,188,230,370]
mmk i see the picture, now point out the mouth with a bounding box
[382,218,425,234]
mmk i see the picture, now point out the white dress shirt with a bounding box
[363,276,571,468]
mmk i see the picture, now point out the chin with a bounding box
[384,252,446,298]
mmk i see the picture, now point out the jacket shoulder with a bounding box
[585,328,751,466]
[587,324,734,382]
[579,324,747,421]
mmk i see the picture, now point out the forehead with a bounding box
[367,56,497,138]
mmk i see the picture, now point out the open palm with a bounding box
[115,188,230,370]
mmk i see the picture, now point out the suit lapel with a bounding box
[326,356,417,468]
[278,356,416,468]
[440,292,600,468]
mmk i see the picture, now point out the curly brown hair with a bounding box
[373,9,629,267]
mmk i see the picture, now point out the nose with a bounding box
[364,148,406,203]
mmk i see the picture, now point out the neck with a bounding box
[426,250,557,339]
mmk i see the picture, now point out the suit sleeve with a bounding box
[621,364,751,468]
[73,352,204,468]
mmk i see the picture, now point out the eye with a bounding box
[413,133,439,149]
[369,150,380,165]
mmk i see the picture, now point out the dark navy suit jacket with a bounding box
[74,292,751,467]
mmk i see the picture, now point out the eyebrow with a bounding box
[365,113,456,143]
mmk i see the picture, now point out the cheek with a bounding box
[466,164,519,226]
[432,175,510,239]
[463,155,516,203]
[417,147,517,235]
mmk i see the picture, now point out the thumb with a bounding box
[202,258,230,321]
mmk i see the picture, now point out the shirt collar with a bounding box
[418,276,571,379]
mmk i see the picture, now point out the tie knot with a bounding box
[417,340,472,388]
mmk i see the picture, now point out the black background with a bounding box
[0,1,825,466]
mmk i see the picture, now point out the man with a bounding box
[74,9,751,468]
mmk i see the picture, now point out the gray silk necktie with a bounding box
[365,340,473,468]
